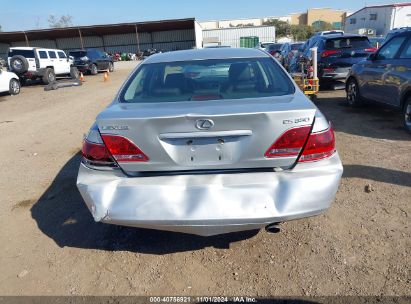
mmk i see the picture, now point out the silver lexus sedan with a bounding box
[77,48,343,236]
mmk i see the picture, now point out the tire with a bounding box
[346,78,362,107]
[90,64,98,75]
[10,55,29,74]
[42,68,56,85]
[108,62,114,73]
[403,97,411,133]
[70,66,79,79]
[9,78,21,95]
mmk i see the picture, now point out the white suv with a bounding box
[8,47,79,84]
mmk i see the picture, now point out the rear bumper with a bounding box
[76,153,343,236]
[320,67,351,81]
[74,64,91,72]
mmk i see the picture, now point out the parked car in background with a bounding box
[266,43,284,58]
[288,42,308,72]
[346,31,411,132]
[280,42,304,71]
[257,42,276,51]
[69,49,114,75]
[0,69,20,95]
[300,34,376,85]
[8,47,78,84]
[368,37,386,49]
[313,30,344,36]
[77,48,343,236]
[142,48,161,58]
[385,27,411,42]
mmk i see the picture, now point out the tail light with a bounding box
[81,124,117,168]
[82,140,115,166]
[101,134,149,162]
[364,47,377,52]
[81,124,149,168]
[265,126,311,157]
[265,125,336,162]
[299,126,335,162]
[321,50,340,58]
[323,67,335,73]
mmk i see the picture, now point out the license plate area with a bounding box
[160,135,245,166]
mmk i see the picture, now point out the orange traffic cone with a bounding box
[103,71,109,82]
[80,72,85,82]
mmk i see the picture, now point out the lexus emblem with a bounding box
[195,119,214,130]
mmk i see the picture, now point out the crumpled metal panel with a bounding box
[77,153,343,236]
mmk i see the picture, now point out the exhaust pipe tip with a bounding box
[265,223,281,234]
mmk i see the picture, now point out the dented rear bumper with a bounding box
[76,153,343,236]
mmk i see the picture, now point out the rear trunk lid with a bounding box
[96,95,317,173]
[321,36,374,67]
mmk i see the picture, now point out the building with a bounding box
[0,18,202,59]
[199,16,291,30]
[290,8,347,30]
[202,26,276,48]
[344,3,411,36]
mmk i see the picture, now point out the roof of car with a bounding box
[320,34,367,40]
[388,27,411,33]
[143,48,270,64]
[9,47,38,50]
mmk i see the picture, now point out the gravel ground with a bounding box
[0,61,409,297]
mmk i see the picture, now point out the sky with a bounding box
[0,0,403,32]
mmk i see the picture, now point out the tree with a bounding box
[48,14,73,28]
[229,23,255,28]
[0,25,2,32]
[311,20,333,31]
[262,19,290,38]
[290,25,315,41]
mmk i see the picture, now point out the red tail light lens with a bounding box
[101,134,149,162]
[299,127,336,162]
[364,47,377,52]
[82,140,115,165]
[265,126,311,158]
[321,50,340,58]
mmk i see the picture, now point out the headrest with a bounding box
[165,73,184,87]
[229,63,252,82]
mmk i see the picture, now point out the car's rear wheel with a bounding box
[42,68,56,85]
[346,78,362,107]
[9,79,20,95]
[70,66,79,79]
[90,64,98,75]
[403,97,411,133]
[108,62,114,73]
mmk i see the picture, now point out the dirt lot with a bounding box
[0,61,409,297]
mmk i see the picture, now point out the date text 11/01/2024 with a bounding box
[149,296,257,303]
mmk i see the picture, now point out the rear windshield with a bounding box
[69,51,87,58]
[325,37,371,49]
[8,49,35,58]
[120,57,294,103]
[268,44,283,51]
